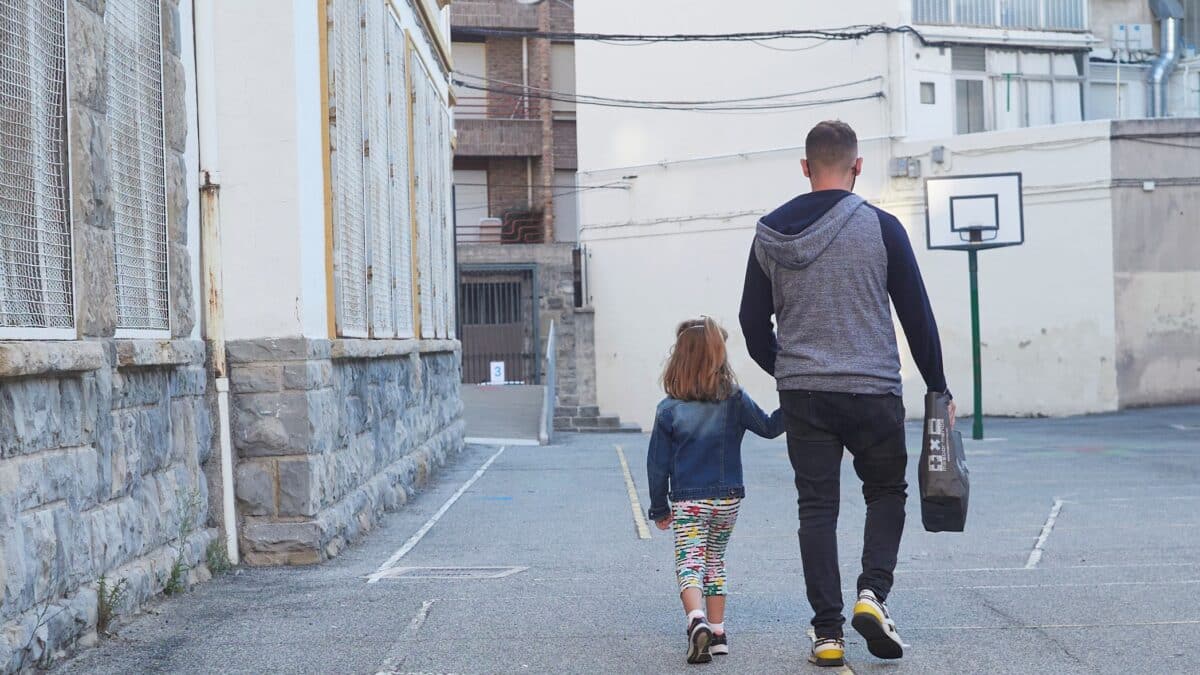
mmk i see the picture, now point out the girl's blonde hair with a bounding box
[661,317,737,402]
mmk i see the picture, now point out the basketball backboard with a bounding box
[925,173,1024,251]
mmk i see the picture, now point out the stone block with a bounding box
[241,521,324,566]
[282,361,333,391]
[112,368,169,409]
[235,460,275,517]
[0,342,105,379]
[160,0,181,57]
[231,391,309,456]
[227,338,330,364]
[277,457,320,517]
[230,364,283,394]
[162,56,188,153]
[67,0,106,111]
[171,366,208,398]
[169,242,196,338]
[69,106,113,233]
[165,152,188,245]
[72,225,117,337]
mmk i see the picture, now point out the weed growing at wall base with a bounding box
[97,575,128,636]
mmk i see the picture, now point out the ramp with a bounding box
[462,384,545,445]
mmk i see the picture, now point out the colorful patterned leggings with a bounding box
[672,498,742,596]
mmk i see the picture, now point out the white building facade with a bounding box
[575,0,1200,429]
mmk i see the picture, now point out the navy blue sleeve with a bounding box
[737,390,785,439]
[645,406,673,522]
[738,246,778,376]
[874,207,950,396]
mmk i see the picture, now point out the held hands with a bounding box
[655,514,673,530]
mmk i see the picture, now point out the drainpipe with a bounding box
[194,0,239,565]
[1147,0,1184,117]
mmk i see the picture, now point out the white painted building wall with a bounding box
[575,0,1148,429]
[212,0,451,341]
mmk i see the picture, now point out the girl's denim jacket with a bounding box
[646,388,785,521]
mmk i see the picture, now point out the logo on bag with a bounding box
[926,419,948,472]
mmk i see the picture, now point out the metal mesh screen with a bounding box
[0,0,74,332]
[412,60,434,339]
[330,0,369,336]
[386,16,414,338]
[439,106,455,339]
[107,0,169,331]
[364,0,394,337]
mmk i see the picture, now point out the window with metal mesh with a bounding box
[330,0,369,337]
[385,16,414,338]
[0,0,74,335]
[107,0,170,332]
[364,0,394,337]
[411,57,436,339]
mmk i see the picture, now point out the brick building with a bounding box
[451,0,623,432]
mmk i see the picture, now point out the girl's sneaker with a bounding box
[686,616,713,664]
[709,632,728,656]
[809,637,845,667]
[851,589,904,659]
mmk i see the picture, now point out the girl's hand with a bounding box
[655,515,673,530]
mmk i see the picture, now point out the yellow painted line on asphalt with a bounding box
[615,444,651,540]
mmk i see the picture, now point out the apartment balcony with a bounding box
[455,95,542,156]
[450,0,573,31]
[913,0,1088,31]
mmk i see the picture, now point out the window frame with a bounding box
[108,0,172,339]
[0,0,79,341]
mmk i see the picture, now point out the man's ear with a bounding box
[852,157,863,176]
[801,159,811,178]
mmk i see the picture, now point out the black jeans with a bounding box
[780,390,908,640]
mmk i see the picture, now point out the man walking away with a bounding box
[738,120,953,666]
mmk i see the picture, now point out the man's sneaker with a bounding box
[851,589,904,659]
[686,616,713,664]
[709,632,729,656]
[808,637,845,667]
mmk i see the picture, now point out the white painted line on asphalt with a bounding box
[368,446,507,583]
[465,436,540,446]
[1025,498,1064,569]
[1169,424,1199,431]
[615,444,652,540]
[906,618,1200,632]
[376,599,436,674]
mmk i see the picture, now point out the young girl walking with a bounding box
[646,317,785,664]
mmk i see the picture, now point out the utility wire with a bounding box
[454,72,883,105]
[452,80,884,112]
[452,24,942,47]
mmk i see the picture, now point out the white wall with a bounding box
[212,1,327,340]
[576,0,1122,429]
[213,0,451,341]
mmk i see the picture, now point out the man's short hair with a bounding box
[805,120,858,173]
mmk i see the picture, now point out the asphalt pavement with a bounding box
[59,405,1200,674]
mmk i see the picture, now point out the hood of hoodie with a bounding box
[755,191,866,271]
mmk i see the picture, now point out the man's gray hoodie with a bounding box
[742,190,948,396]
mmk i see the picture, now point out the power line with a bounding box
[452,79,884,112]
[452,24,942,47]
[454,72,883,105]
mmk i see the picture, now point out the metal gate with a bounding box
[458,265,540,384]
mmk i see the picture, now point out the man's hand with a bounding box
[947,399,957,430]
[655,515,673,530]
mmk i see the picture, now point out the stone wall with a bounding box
[0,342,215,672]
[228,340,465,565]
[0,1,211,671]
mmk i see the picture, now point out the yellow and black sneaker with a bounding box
[809,637,845,667]
[851,589,904,660]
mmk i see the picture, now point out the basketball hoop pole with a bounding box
[967,248,984,440]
